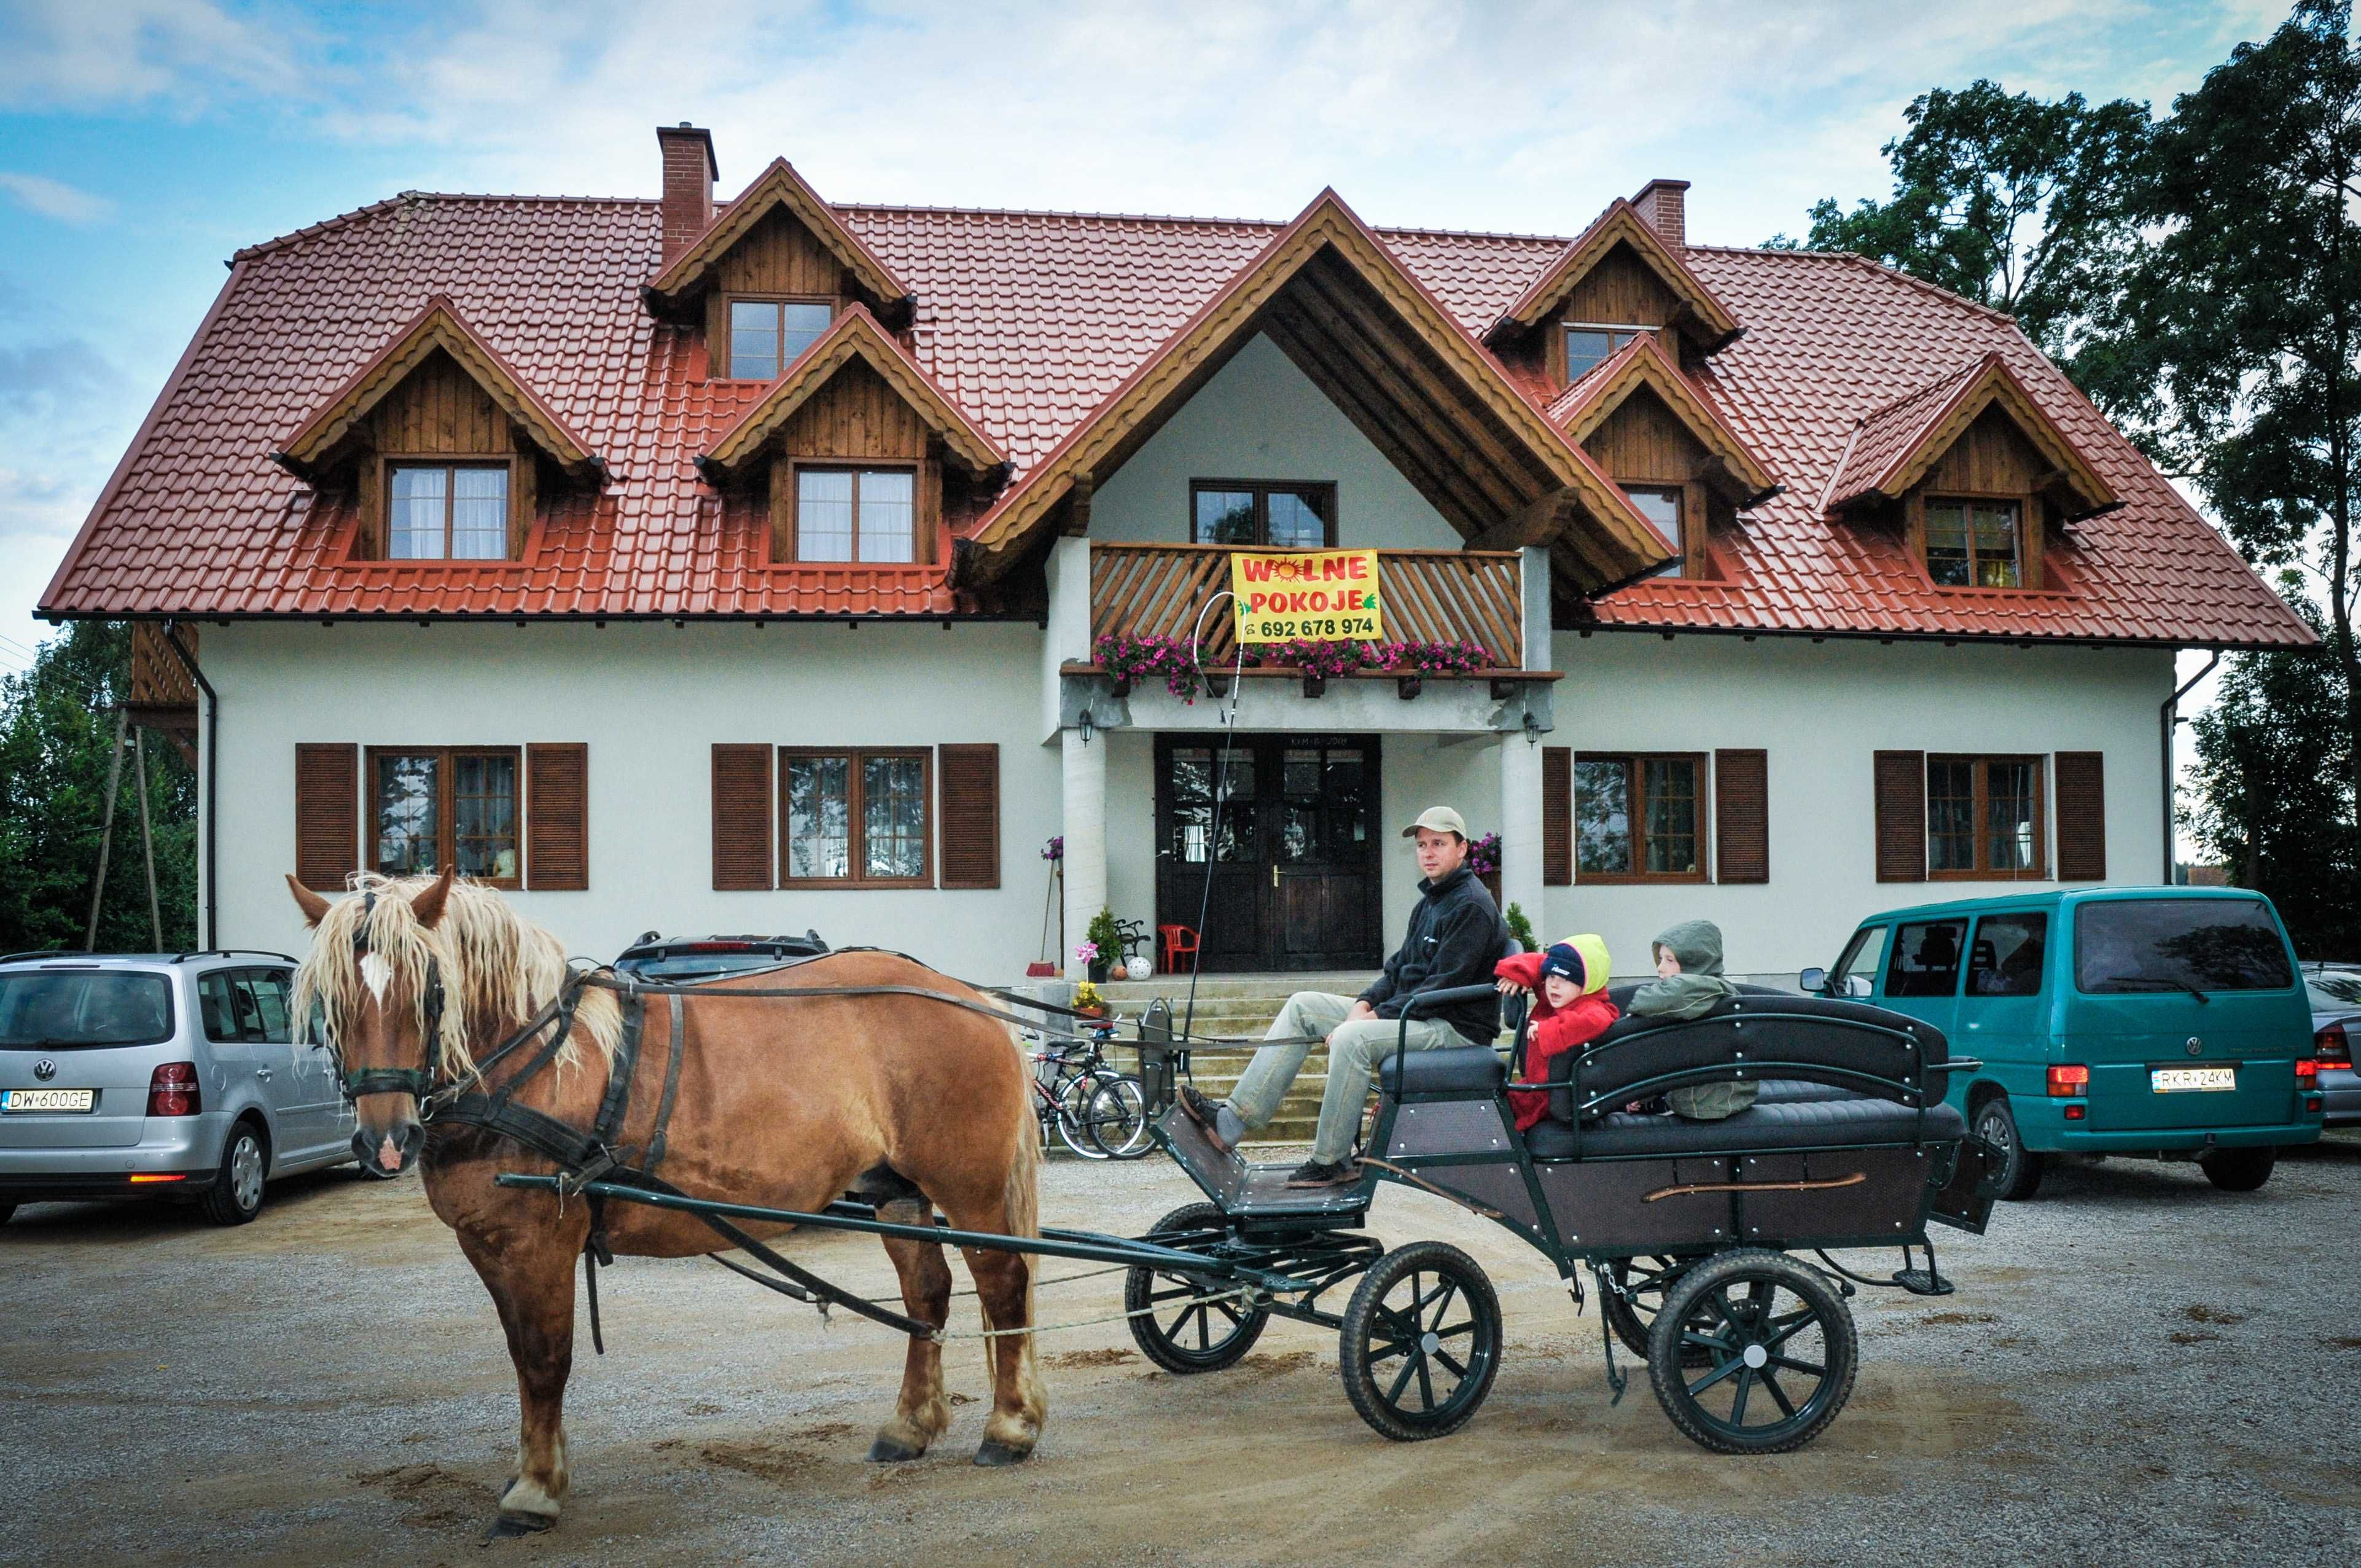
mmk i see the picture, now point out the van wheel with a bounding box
[199,1121,268,1227]
[1972,1098,2044,1201]
[2199,1147,2275,1192]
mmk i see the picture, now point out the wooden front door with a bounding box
[1155,735,1383,973]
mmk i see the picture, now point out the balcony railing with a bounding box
[129,622,197,711]
[1088,544,1525,668]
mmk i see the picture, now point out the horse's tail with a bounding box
[1002,1022,1042,1245]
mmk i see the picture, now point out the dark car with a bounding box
[612,931,828,984]
[2301,962,2361,1128]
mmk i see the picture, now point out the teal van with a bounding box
[1801,887,2324,1199]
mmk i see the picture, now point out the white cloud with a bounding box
[0,0,305,111]
[0,173,116,226]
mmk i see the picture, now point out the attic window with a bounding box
[1565,324,1650,380]
[1625,485,1683,578]
[728,298,833,380]
[1924,497,2022,588]
[389,463,510,560]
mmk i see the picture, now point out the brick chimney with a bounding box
[657,123,719,264]
[1632,179,1689,248]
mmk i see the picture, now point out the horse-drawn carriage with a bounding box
[1126,981,2002,1453]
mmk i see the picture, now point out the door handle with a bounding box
[1271,865,1278,888]
[256,1068,273,1080]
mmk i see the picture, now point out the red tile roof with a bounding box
[41,190,2311,647]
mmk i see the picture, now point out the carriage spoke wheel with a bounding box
[1601,1254,1714,1367]
[1646,1249,1857,1456]
[1340,1241,1502,1441]
[1124,1203,1270,1373]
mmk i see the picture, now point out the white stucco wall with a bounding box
[1538,633,2174,981]
[200,620,1064,980]
[1088,333,1462,550]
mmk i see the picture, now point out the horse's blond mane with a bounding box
[292,872,620,1080]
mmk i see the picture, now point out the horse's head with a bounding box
[288,869,466,1176]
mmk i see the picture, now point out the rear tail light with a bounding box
[2295,1056,2319,1085]
[2063,1104,2086,1121]
[127,1173,186,1184]
[2047,1064,2090,1097]
[2314,1022,2351,1064]
[147,1062,200,1117]
[2306,1094,2326,1113]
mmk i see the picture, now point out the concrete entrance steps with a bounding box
[1095,972,1377,1147]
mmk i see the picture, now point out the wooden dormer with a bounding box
[1488,191,1742,390]
[1555,334,1776,580]
[699,306,1005,569]
[643,158,914,383]
[1824,353,2119,592]
[273,296,599,563]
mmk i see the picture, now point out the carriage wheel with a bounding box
[1600,1254,1714,1366]
[1646,1249,1858,1456]
[1339,1241,1502,1441]
[1124,1202,1270,1373]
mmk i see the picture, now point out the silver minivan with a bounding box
[0,952,380,1227]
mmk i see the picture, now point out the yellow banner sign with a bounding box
[1230,549,1385,643]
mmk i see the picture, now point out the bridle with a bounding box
[335,889,451,1111]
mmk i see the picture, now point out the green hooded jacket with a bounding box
[1628,919,1757,1120]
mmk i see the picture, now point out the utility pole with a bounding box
[85,709,128,950]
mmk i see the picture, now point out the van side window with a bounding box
[240,972,294,1044]
[1886,919,1967,997]
[1830,926,1888,996]
[197,972,244,1042]
[1967,915,2048,996]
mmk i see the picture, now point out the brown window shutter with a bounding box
[1873,751,1926,883]
[711,744,774,891]
[1714,749,1768,884]
[2055,751,2106,880]
[1542,746,1572,886]
[526,744,589,891]
[294,743,359,892]
[937,744,1001,890]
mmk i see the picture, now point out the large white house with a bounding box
[49,127,2310,983]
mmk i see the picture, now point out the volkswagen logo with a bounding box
[2187,1037,2204,1056]
[32,1058,56,1081]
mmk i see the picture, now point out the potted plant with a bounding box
[1504,901,1537,954]
[1469,832,1502,906]
[1082,906,1123,985]
[1072,980,1106,1019]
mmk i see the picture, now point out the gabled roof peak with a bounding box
[1824,351,2115,518]
[648,157,911,308]
[1488,197,1741,345]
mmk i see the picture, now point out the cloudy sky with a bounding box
[0,0,2293,692]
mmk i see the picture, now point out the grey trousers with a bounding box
[1223,991,1466,1163]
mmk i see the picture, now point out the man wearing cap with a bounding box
[1180,806,1509,1187]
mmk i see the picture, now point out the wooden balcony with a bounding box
[1088,543,1526,668]
[129,622,197,711]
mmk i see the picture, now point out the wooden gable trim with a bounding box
[648,158,909,310]
[702,304,1004,477]
[275,295,599,477]
[1843,354,2119,518]
[1488,201,1741,345]
[1558,334,1777,499]
[961,189,1672,587]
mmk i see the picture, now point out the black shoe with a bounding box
[1282,1157,1359,1190]
[1177,1086,1231,1153]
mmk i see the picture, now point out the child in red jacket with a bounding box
[1493,935,1618,1131]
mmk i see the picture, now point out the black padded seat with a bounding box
[1754,1077,1858,1106]
[1377,1045,1505,1094]
[1525,1096,1965,1159]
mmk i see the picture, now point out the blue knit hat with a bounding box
[1539,942,1587,989]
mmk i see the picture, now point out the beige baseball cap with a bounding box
[1401,806,1469,839]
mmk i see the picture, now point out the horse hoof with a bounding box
[973,1439,1032,1467]
[483,1511,554,1542]
[868,1437,926,1463]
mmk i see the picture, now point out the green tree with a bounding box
[2184,581,2360,956]
[0,622,198,953]
[2101,1,2361,825]
[1770,79,2153,378]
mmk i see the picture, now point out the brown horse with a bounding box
[287,870,1045,1538]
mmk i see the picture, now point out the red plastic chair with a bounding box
[1158,924,1200,975]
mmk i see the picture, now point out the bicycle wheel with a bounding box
[1082,1072,1152,1159]
[1052,1071,1112,1159]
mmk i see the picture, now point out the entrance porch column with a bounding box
[1498,735,1544,940]
[1061,726,1107,979]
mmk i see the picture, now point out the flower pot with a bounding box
[1107,677,1133,698]
[1088,959,1111,985]
[1301,671,1326,698]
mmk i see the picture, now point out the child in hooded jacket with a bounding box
[1492,934,1618,1131]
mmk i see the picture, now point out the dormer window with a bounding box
[792,466,915,563]
[1924,497,2022,588]
[1624,485,1683,578]
[728,298,833,380]
[1564,324,1651,380]
[389,462,511,560]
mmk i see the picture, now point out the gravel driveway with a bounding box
[4,1134,2357,1567]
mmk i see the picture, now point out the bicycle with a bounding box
[1026,1027,1153,1159]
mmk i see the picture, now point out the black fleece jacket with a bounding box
[1357,864,1508,1044]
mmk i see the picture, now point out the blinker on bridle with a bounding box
[338,888,450,1110]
